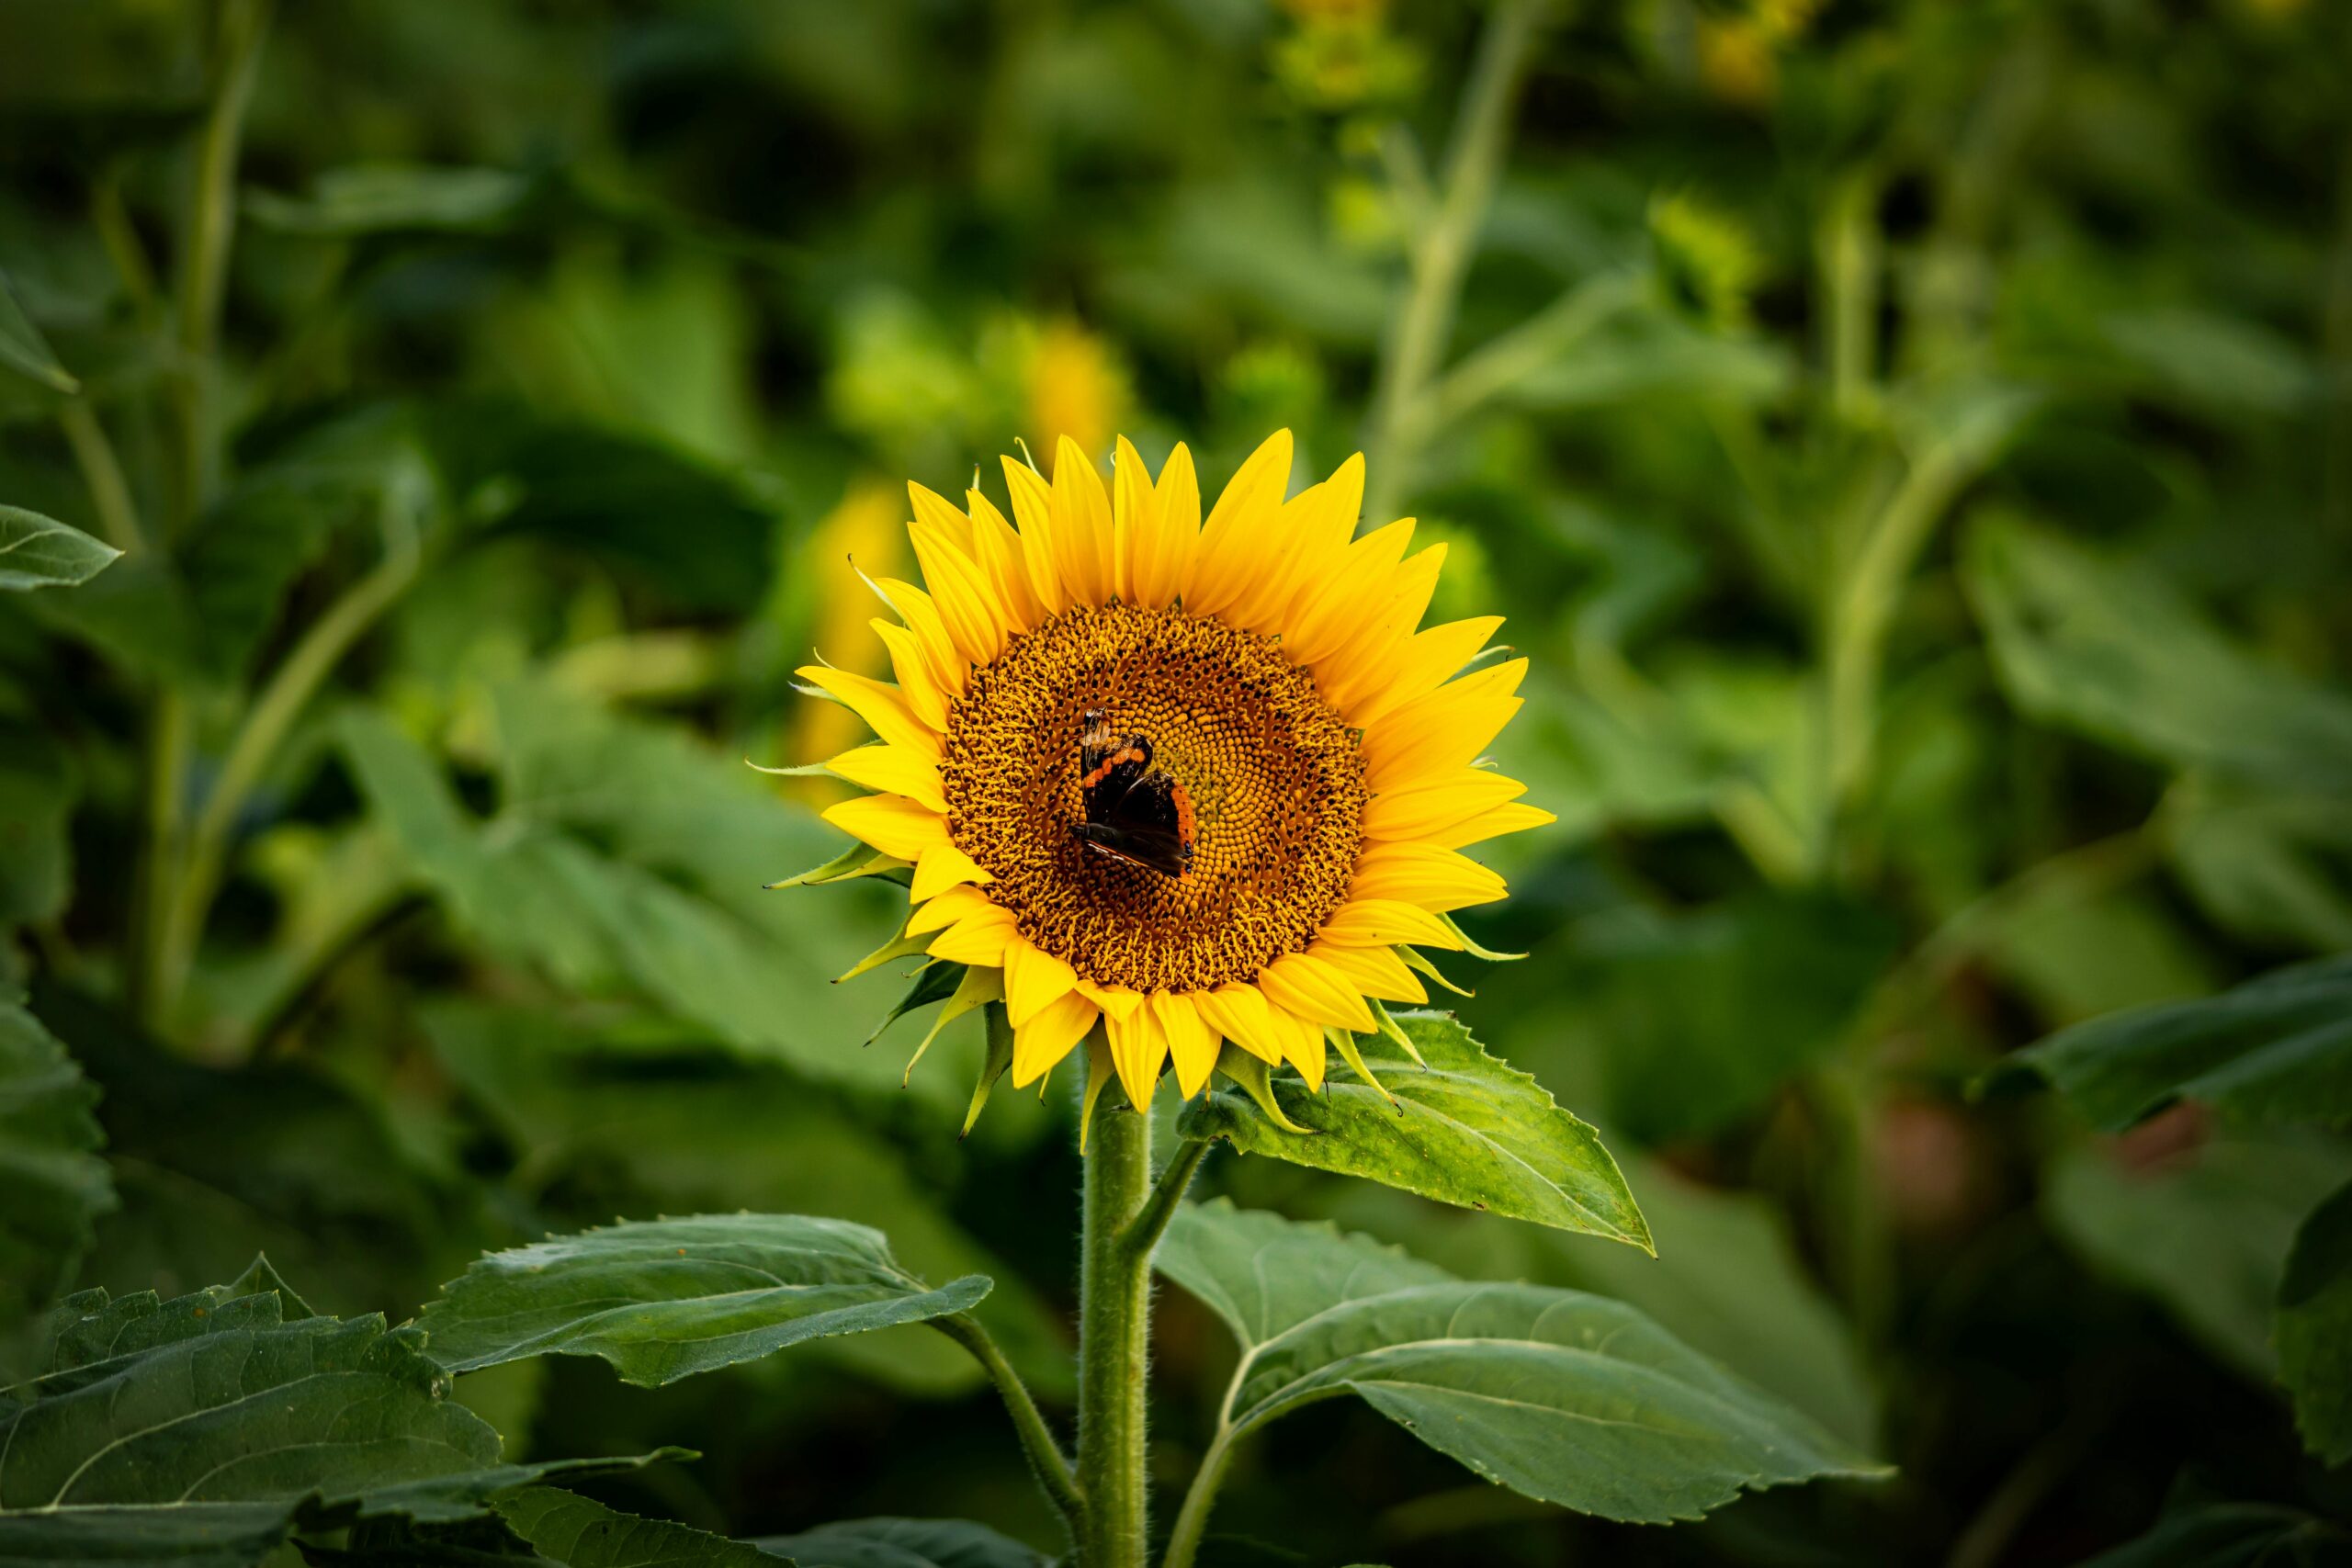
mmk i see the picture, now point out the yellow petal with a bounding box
[1050,434,1114,607]
[1342,615,1503,731]
[1012,990,1098,1087]
[909,840,990,902]
[1193,982,1284,1065]
[1156,991,1221,1098]
[1146,443,1201,608]
[1349,842,1509,912]
[905,883,989,935]
[1224,455,1363,633]
[820,793,950,862]
[1430,800,1557,850]
[1104,1001,1169,1109]
[908,486,1005,666]
[870,619,950,731]
[1317,542,1450,709]
[1266,1002,1327,1090]
[797,664,942,760]
[1112,435,1155,605]
[1363,769,1527,842]
[1361,658,1528,790]
[1316,898,1465,951]
[825,743,944,813]
[1005,939,1080,1028]
[927,903,1021,966]
[1285,517,1415,668]
[1074,976,1145,1021]
[967,488,1044,631]
[1255,950,1377,1033]
[1187,429,1293,616]
[1001,454,1069,614]
[865,577,964,699]
[1309,940,1427,1005]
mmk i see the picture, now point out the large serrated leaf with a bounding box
[1177,1010,1647,1248]
[0,504,120,592]
[417,1214,990,1386]
[0,1000,114,1342]
[2006,953,2352,1132]
[1158,1203,1883,1526]
[492,1488,782,1566]
[755,1516,1048,1568]
[2278,1177,2352,1466]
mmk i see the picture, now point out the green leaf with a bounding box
[0,268,77,394]
[2076,1502,2350,1567]
[2044,1136,2352,1381]
[754,1517,1048,1568]
[1156,1198,1452,1350]
[418,1214,990,1386]
[0,999,114,1341]
[492,1488,781,1567]
[0,1501,297,1568]
[1177,1010,1649,1249]
[0,504,120,592]
[1963,513,2352,793]
[0,721,77,936]
[2006,954,2352,1132]
[1160,1203,1884,1525]
[2278,1177,2352,1465]
[245,164,537,236]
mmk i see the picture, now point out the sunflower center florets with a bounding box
[939,602,1368,993]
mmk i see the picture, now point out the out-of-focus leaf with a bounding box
[1978,891,2216,1028]
[492,1488,779,1567]
[1179,1011,1649,1249]
[0,721,75,936]
[2077,1502,2351,1567]
[29,982,467,1315]
[1964,513,2352,793]
[0,268,76,393]
[245,164,537,236]
[0,503,119,591]
[419,1213,989,1386]
[1155,1198,1453,1350]
[1161,1204,1884,1524]
[2099,307,2315,419]
[2006,954,2352,1132]
[1510,307,1793,410]
[2168,784,2352,954]
[0,999,113,1341]
[756,1516,1048,1568]
[1551,890,1898,1144]
[2278,1177,2352,1466]
[419,1003,1067,1395]
[2044,1136,2352,1380]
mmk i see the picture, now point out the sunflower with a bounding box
[785,431,1549,1115]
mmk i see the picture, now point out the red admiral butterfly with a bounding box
[1073,709,1195,879]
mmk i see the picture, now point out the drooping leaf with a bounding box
[492,1488,781,1567]
[755,1516,1048,1568]
[2278,1177,2352,1465]
[418,1213,990,1387]
[1963,513,2352,794]
[1155,1198,1452,1350]
[2006,953,2352,1132]
[1178,1010,1649,1249]
[0,503,120,592]
[0,999,114,1340]
[2043,1136,2352,1381]
[1159,1204,1883,1525]
[2076,1502,2351,1567]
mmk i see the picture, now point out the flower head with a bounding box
[785,432,1549,1116]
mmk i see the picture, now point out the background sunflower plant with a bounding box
[4,0,2350,1564]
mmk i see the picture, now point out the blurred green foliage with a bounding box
[3,0,2350,1562]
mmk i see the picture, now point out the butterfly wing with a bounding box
[1074,710,1193,878]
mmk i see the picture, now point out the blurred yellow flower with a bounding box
[784,481,909,795]
[791,433,1549,1111]
[1023,321,1129,468]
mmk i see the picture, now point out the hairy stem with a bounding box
[1159,1423,1239,1568]
[1362,0,1549,523]
[1120,1136,1209,1264]
[1077,1076,1154,1568]
[934,1313,1084,1540]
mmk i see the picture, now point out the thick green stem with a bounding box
[933,1313,1084,1540]
[1077,1081,1154,1568]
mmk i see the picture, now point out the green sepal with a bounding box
[1441,911,1526,961]
[744,757,836,778]
[867,960,965,1045]
[905,964,1001,1087]
[1327,1027,1397,1107]
[1211,1044,1314,1135]
[765,840,910,889]
[1079,1034,1117,1154]
[1368,998,1428,1066]
[962,1001,1015,1137]
[839,930,930,983]
[1401,944,1475,997]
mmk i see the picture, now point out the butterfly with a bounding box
[1072,709,1195,879]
